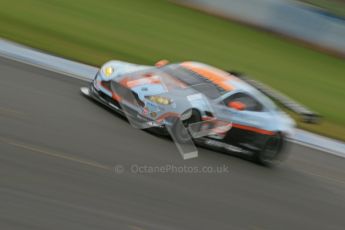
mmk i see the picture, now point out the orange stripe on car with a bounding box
[203,116,274,135]
[181,62,235,91]
[156,112,180,123]
[100,81,122,102]
[201,116,214,121]
[232,123,275,136]
[120,74,162,89]
[112,92,121,102]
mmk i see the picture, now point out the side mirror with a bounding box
[155,59,169,67]
[228,101,246,111]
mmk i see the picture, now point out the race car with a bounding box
[81,60,295,165]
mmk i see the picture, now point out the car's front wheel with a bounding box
[169,109,201,144]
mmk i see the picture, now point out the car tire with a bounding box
[255,132,284,166]
[170,109,201,144]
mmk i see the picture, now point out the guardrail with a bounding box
[173,0,345,57]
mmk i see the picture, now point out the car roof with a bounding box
[179,61,241,92]
[177,62,277,108]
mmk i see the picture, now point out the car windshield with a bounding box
[118,64,227,99]
[160,64,227,99]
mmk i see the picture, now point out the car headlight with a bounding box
[146,95,173,105]
[103,66,114,77]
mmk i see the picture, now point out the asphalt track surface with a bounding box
[1,57,345,230]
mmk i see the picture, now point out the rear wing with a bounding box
[228,71,321,124]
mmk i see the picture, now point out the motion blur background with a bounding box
[0,0,344,140]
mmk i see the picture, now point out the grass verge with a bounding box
[0,0,344,140]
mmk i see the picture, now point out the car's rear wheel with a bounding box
[255,132,284,166]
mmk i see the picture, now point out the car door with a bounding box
[216,91,268,128]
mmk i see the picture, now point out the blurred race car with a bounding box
[81,60,295,165]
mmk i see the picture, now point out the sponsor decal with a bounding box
[205,140,251,155]
[187,93,203,101]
